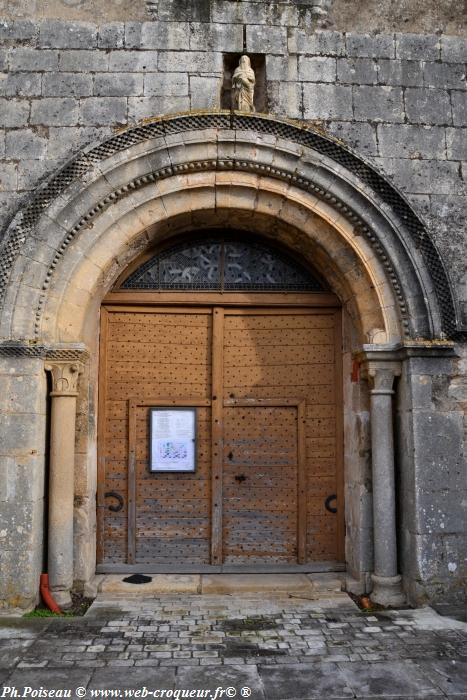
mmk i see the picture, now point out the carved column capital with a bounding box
[367,364,401,394]
[45,361,83,397]
[357,346,402,395]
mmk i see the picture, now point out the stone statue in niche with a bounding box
[232,55,256,112]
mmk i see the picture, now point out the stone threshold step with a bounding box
[97,572,345,596]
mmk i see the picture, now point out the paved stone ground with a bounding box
[0,585,466,700]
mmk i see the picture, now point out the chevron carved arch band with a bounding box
[0,112,460,342]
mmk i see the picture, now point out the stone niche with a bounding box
[222,54,267,112]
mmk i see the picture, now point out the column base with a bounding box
[370,574,406,607]
[345,573,372,596]
[50,588,73,609]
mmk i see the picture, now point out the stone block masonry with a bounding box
[0,357,47,609]
[0,13,465,611]
[0,19,465,309]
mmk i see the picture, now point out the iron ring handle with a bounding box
[325,494,337,514]
[104,491,124,512]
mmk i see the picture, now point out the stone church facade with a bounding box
[0,0,465,610]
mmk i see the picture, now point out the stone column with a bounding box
[45,361,82,608]
[368,362,406,607]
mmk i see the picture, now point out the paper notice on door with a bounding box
[149,408,196,472]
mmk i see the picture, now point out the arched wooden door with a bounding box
[97,236,344,572]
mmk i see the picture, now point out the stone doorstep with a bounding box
[97,573,346,596]
[99,574,201,595]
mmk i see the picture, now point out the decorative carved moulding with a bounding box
[355,340,458,382]
[367,366,401,395]
[0,342,89,362]
[356,340,458,362]
[45,361,83,397]
[0,112,460,340]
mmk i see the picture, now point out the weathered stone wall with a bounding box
[0,7,465,607]
[0,357,46,609]
[0,18,465,322]
[1,0,465,35]
[397,347,467,603]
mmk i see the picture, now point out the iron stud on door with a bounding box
[98,303,343,571]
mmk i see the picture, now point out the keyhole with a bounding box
[228,451,233,461]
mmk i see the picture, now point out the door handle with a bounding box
[235,474,247,483]
[105,491,124,512]
[325,494,337,513]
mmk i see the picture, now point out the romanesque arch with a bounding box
[0,112,460,345]
[0,113,459,607]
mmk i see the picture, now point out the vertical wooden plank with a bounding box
[297,400,307,564]
[127,398,137,564]
[333,309,345,561]
[211,307,224,565]
[96,307,109,565]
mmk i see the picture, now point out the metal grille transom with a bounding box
[121,237,324,292]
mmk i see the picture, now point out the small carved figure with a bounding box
[232,55,255,112]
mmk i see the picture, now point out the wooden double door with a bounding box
[97,302,343,572]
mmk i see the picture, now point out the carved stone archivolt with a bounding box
[0,113,459,342]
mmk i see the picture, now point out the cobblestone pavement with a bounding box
[0,586,466,699]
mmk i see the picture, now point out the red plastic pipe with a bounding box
[39,573,62,614]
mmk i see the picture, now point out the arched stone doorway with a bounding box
[98,232,344,571]
[0,113,458,609]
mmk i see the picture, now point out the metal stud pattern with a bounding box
[102,311,212,565]
[222,312,339,564]
[100,307,341,569]
[223,406,299,563]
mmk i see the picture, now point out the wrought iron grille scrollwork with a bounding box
[121,238,325,292]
